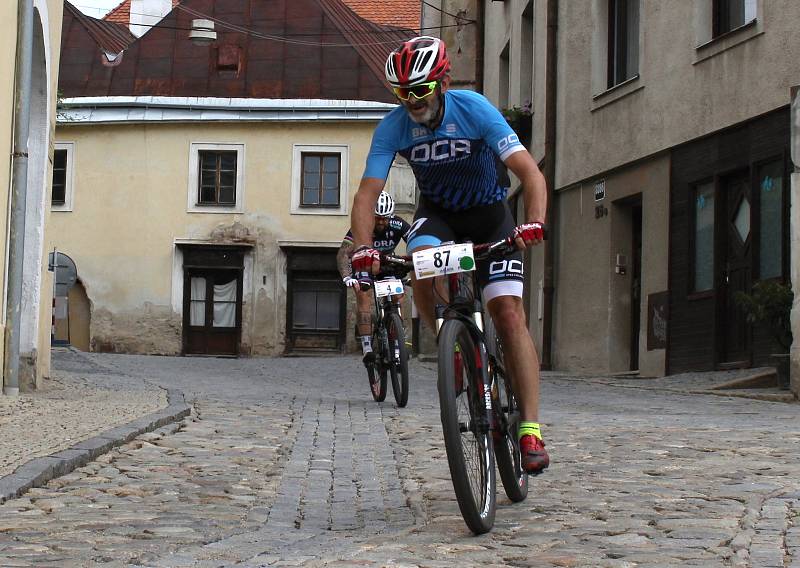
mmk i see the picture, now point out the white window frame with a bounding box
[51,142,75,212]
[590,0,643,108]
[694,0,762,62]
[187,142,245,214]
[291,144,349,216]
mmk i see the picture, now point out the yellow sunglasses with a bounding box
[393,81,438,102]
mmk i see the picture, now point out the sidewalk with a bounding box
[0,348,190,504]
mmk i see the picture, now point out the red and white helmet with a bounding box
[385,36,450,87]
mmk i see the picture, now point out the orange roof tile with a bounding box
[104,0,180,24]
[341,0,420,30]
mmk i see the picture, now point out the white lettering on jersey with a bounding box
[488,260,524,275]
[496,134,520,154]
[412,127,428,139]
[409,139,471,164]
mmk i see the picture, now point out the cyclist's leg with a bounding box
[475,203,548,473]
[406,200,455,332]
[354,287,374,360]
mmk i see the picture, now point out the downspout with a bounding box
[4,0,34,396]
[540,0,558,370]
[475,0,485,92]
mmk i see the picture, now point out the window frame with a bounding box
[712,0,757,38]
[51,142,75,212]
[606,0,640,90]
[290,144,349,216]
[299,152,342,209]
[187,143,245,214]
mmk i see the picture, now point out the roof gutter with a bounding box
[5,0,34,396]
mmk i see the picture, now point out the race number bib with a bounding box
[412,243,475,280]
[374,278,404,298]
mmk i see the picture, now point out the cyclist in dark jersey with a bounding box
[349,36,549,474]
[337,191,411,363]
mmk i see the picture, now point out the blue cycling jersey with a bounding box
[363,90,525,211]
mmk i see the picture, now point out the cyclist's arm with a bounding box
[351,177,385,247]
[336,238,355,279]
[504,150,547,225]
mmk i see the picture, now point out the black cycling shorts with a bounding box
[406,199,524,300]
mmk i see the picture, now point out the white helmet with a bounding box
[374,191,395,217]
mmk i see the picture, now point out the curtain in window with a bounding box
[190,277,206,326]
[213,279,237,328]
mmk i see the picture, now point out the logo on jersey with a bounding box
[409,139,471,163]
[488,259,524,279]
[445,123,457,134]
[412,127,428,139]
[496,134,521,154]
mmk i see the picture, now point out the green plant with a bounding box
[501,101,532,124]
[734,280,794,351]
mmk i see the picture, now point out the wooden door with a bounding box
[184,269,242,356]
[717,172,752,366]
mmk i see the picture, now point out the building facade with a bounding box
[483,1,797,385]
[52,0,417,357]
[1,0,63,392]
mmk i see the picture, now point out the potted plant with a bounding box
[735,280,794,388]
[501,101,533,145]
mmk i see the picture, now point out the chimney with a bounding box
[129,0,173,37]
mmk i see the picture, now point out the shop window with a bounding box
[692,181,715,292]
[757,160,783,280]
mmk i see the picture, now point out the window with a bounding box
[291,145,349,215]
[692,182,715,292]
[607,0,639,89]
[198,150,237,206]
[713,0,756,38]
[51,142,75,211]
[187,143,245,213]
[757,160,784,280]
[300,153,340,208]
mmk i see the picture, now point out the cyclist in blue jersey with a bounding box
[337,191,411,363]
[350,36,550,474]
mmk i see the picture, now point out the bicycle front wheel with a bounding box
[368,326,387,402]
[387,312,410,407]
[438,319,496,534]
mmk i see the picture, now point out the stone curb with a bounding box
[0,388,191,505]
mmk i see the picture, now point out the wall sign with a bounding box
[647,291,669,351]
[594,179,606,201]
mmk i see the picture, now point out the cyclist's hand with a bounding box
[351,246,380,275]
[513,222,546,249]
[342,276,359,288]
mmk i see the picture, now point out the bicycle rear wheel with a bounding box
[485,317,528,502]
[387,312,410,407]
[438,319,496,534]
[368,326,387,402]
[492,362,528,502]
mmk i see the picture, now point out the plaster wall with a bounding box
[50,120,379,355]
[554,0,800,188]
[553,155,669,375]
[483,0,546,162]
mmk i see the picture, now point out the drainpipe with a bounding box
[475,0,484,93]
[540,0,558,370]
[4,0,34,396]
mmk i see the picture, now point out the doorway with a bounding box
[717,170,752,367]
[181,246,246,356]
[630,202,642,371]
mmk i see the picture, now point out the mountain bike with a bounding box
[362,265,413,407]
[381,237,528,534]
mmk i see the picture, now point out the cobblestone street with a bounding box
[0,352,799,567]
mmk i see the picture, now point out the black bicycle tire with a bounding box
[437,319,496,534]
[369,326,387,402]
[484,316,528,502]
[387,312,410,408]
[492,362,529,502]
